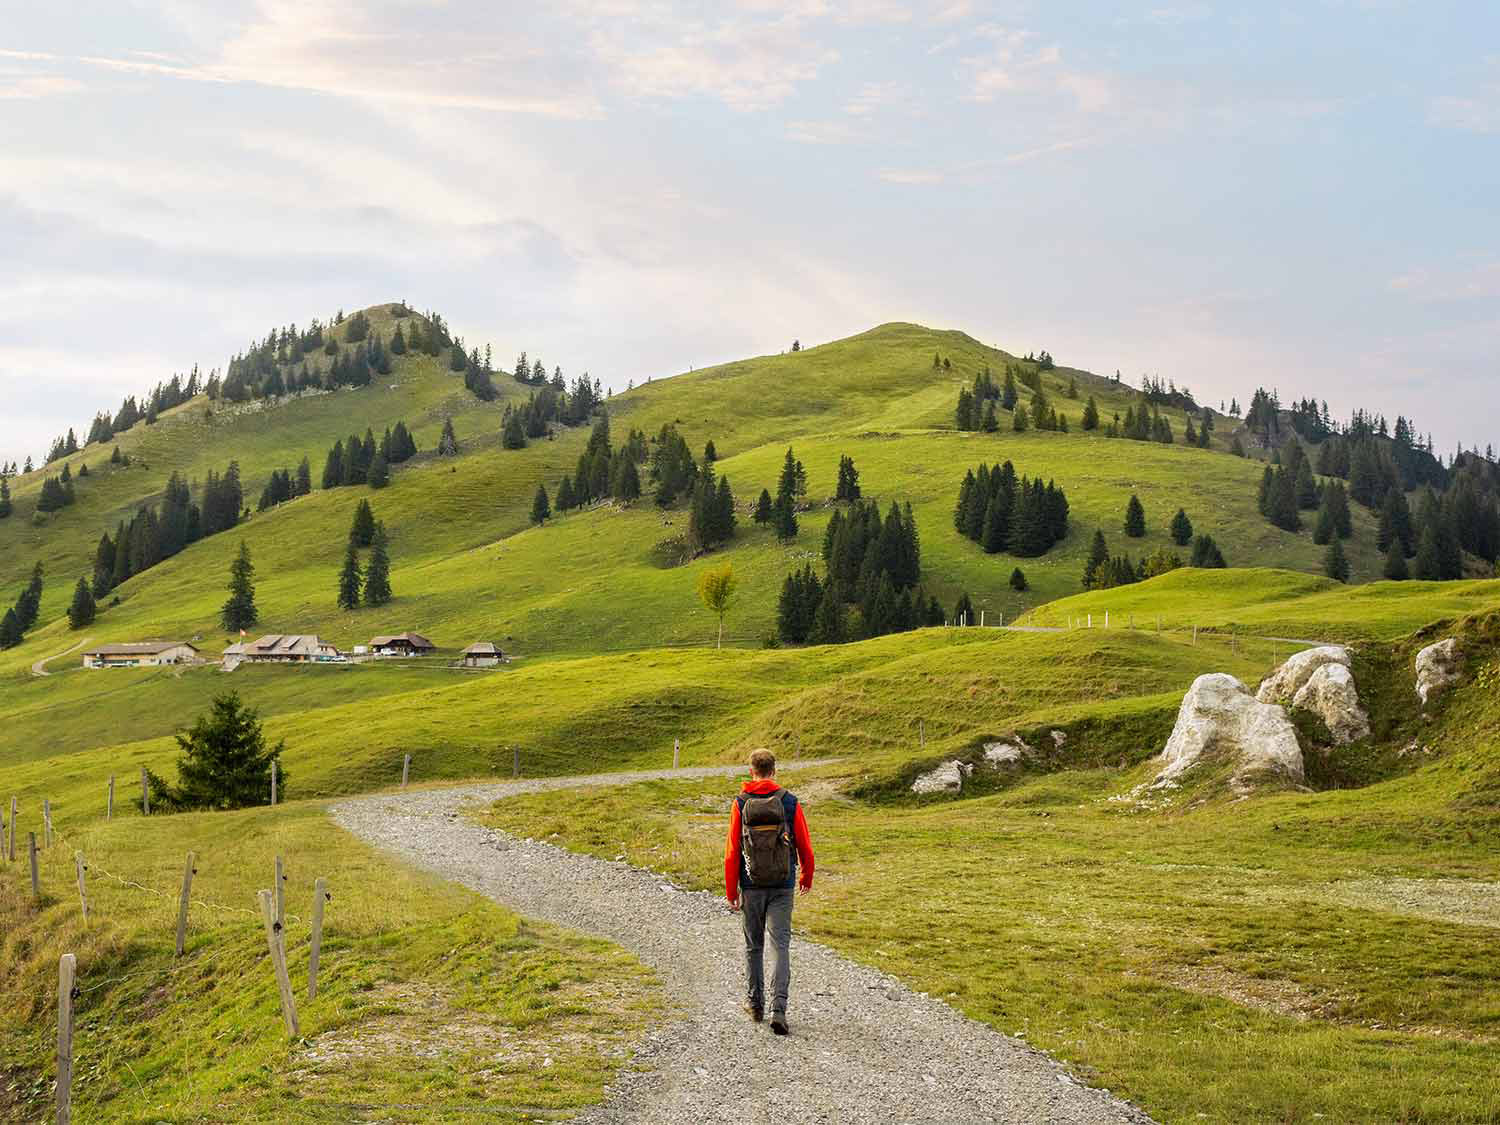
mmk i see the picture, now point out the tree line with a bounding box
[0,563,43,648]
[953,461,1070,557]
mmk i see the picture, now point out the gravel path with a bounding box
[332,767,1152,1124]
[31,636,89,676]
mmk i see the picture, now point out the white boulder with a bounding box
[1415,638,1463,705]
[911,760,971,795]
[1257,646,1352,705]
[1156,673,1304,788]
[982,739,1032,768]
[1291,662,1370,744]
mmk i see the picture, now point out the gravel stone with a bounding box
[331,767,1154,1125]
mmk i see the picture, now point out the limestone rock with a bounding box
[1415,638,1462,705]
[982,739,1032,768]
[1256,646,1352,705]
[1292,662,1370,744]
[910,760,971,795]
[1156,673,1304,788]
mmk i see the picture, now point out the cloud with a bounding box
[0,73,84,99]
[877,168,944,184]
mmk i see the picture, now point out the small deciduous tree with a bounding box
[697,562,737,649]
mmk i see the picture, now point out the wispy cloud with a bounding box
[877,168,943,184]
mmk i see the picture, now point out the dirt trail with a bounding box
[31,637,89,676]
[331,766,1151,1125]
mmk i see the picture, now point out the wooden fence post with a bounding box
[57,952,77,1125]
[74,852,88,923]
[513,746,519,778]
[673,739,680,769]
[43,799,52,848]
[275,855,286,930]
[107,776,114,821]
[141,767,150,816]
[29,832,39,898]
[8,796,15,862]
[271,761,278,806]
[256,890,300,1037]
[176,852,196,956]
[308,878,327,1001]
[402,754,410,788]
[980,610,986,627]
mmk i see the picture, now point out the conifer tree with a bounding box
[1083,530,1109,588]
[1313,492,1337,545]
[337,539,362,609]
[1001,369,1018,410]
[1190,534,1227,568]
[221,542,258,631]
[754,489,773,524]
[1324,536,1350,583]
[0,608,20,649]
[1382,538,1409,581]
[952,592,975,626]
[955,388,975,431]
[322,440,344,489]
[0,475,10,518]
[557,476,576,511]
[438,417,459,456]
[1012,404,1028,432]
[835,455,861,502]
[367,448,389,489]
[612,458,642,502]
[296,457,312,496]
[773,493,799,540]
[363,522,392,606]
[1169,508,1193,546]
[68,576,96,629]
[981,401,999,432]
[531,485,551,525]
[159,692,285,810]
[1124,494,1146,537]
[809,584,846,644]
[350,499,376,547]
[1081,396,1099,430]
[1009,567,1028,591]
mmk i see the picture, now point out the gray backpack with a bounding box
[739,789,793,886]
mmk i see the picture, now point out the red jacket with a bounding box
[725,779,814,900]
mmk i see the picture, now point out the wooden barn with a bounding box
[369,632,436,657]
[82,641,199,669]
[461,642,503,667]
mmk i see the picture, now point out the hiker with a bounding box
[725,748,814,1035]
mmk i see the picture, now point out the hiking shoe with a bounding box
[770,1014,789,1036]
[744,1001,763,1023]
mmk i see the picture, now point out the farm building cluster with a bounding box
[81,633,504,670]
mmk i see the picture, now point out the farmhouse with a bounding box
[82,641,199,669]
[369,632,436,657]
[233,634,343,663]
[461,642,503,667]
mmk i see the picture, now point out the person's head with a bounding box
[749,748,777,779]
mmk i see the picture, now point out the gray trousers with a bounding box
[740,886,794,1015]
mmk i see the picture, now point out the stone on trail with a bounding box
[1414,638,1463,705]
[1155,673,1304,789]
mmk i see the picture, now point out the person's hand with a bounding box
[728,896,741,912]
[798,883,811,897]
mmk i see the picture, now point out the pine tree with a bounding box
[221,542,258,631]
[1124,494,1146,537]
[981,401,999,432]
[363,522,392,606]
[68,576,96,629]
[808,584,846,644]
[438,417,459,456]
[1324,536,1350,583]
[0,608,21,648]
[557,476,576,511]
[1413,524,1442,580]
[162,692,286,810]
[835,455,861,502]
[337,539,362,609]
[1081,396,1099,430]
[1313,493,1337,545]
[955,388,975,431]
[531,485,551,525]
[1012,404,1028,432]
[754,489,773,524]
[1083,530,1109,588]
[773,494,798,540]
[322,440,344,489]
[296,457,312,496]
[1009,567,1028,591]
[1190,534,1227,568]
[367,448,389,489]
[1382,538,1409,581]
[350,499,376,547]
[1001,369,1018,411]
[1169,508,1193,546]
[612,457,642,502]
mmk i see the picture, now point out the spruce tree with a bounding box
[1169,508,1193,546]
[1313,493,1337,545]
[531,485,551,525]
[322,440,344,489]
[1124,494,1146,537]
[1083,530,1109,588]
[1324,536,1350,583]
[1009,567,1028,592]
[836,455,861,502]
[367,448,389,489]
[1190,534,1227,568]
[163,692,285,810]
[981,401,999,432]
[955,388,975,431]
[0,608,20,648]
[68,576,96,629]
[363,523,392,606]
[0,475,10,519]
[1081,396,1099,430]
[221,542,258,631]
[1413,525,1442,580]
[1382,538,1409,581]
[438,417,459,456]
[754,488,773,524]
[952,592,975,626]
[557,476,576,511]
[773,494,799,540]
[337,540,362,609]
[809,585,846,644]
[350,499,377,547]
[1012,404,1028,432]
[1001,369,1018,410]
[296,457,312,496]
[613,457,642,502]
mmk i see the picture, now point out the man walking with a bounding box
[725,748,814,1035]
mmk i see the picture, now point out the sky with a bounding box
[2,1,1497,463]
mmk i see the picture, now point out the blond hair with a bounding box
[748,748,777,778]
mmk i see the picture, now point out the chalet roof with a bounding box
[462,642,500,655]
[370,632,435,649]
[246,634,333,654]
[84,641,197,657]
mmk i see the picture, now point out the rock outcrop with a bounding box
[982,739,1033,768]
[1258,646,1369,745]
[1156,673,1305,788]
[1415,638,1463,705]
[910,760,970,794]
